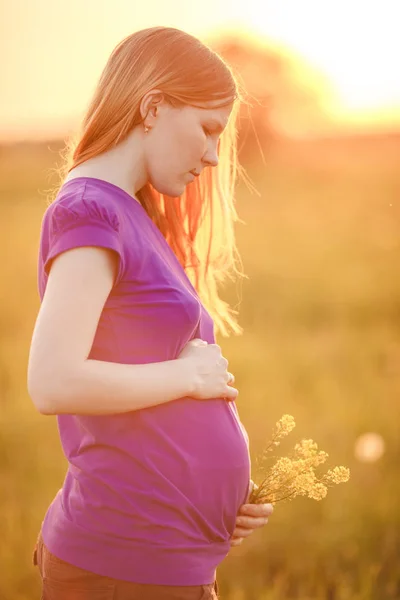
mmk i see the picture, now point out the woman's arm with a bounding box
[27,246,194,415]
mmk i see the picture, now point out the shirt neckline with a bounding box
[61,176,144,209]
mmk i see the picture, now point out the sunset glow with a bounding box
[1,0,399,141]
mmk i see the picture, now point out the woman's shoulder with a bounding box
[46,177,123,236]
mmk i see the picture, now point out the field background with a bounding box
[0,132,399,599]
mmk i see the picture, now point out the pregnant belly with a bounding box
[64,399,251,545]
[138,398,251,543]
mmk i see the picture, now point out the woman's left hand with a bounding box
[230,480,274,547]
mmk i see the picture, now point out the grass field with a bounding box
[0,133,399,599]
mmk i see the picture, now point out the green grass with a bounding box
[0,134,399,599]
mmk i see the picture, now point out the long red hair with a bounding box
[51,26,250,337]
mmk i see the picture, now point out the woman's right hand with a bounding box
[177,338,238,402]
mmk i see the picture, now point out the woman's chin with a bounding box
[153,181,187,198]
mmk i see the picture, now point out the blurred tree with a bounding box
[208,32,335,162]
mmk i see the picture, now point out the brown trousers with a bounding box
[33,531,219,600]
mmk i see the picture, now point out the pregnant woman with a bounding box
[28,26,273,600]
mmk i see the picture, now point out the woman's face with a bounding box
[142,96,234,197]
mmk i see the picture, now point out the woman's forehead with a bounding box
[200,97,234,110]
[191,101,233,121]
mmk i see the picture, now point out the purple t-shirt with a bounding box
[37,177,251,585]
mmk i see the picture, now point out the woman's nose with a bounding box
[202,150,219,168]
[202,138,220,168]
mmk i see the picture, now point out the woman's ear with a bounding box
[140,89,164,124]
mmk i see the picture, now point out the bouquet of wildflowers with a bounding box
[248,414,350,505]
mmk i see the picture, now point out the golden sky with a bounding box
[1,0,399,141]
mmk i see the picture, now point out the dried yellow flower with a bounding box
[248,414,350,506]
[275,414,296,437]
[308,483,328,500]
[294,439,319,458]
[323,466,350,484]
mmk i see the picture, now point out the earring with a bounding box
[144,125,150,134]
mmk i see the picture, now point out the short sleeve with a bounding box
[44,194,125,286]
